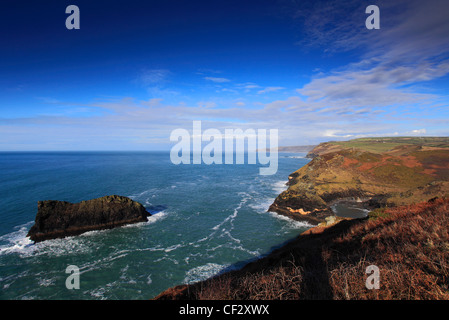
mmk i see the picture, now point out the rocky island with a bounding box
[27,195,151,242]
[269,137,449,225]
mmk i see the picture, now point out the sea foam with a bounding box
[184,263,231,284]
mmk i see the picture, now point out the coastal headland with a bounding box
[269,137,449,225]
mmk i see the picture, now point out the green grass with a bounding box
[328,137,449,154]
[368,208,389,221]
[371,163,433,188]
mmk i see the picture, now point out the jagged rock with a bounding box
[268,189,332,225]
[27,195,150,242]
[324,215,337,226]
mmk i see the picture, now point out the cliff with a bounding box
[269,137,449,224]
[27,195,150,242]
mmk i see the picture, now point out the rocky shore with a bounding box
[27,195,150,242]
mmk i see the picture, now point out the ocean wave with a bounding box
[0,224,103,258]
[272,180,288,194]
[119,210,168,230]
[248,197,275,214]
[146,210,169,224]
[34,237,95,258]
[184,263,231,284]
[127,189,157,200]
[211,194,248,232]
[74,249,133,277]
[209,193,251,245]
[220,230,241,243]
[85,286,108,300]
[154,256,179,265]
[37,277,57,287]
[247,180,287,214]
[164,243,184,253]
[268,211,314,229]
[0,222,35,256]
[231,244,260,256]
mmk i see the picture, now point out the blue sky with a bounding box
[1,0,449,150]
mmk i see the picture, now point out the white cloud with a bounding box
[137,69,179,99]
[1,89,446,150]
[204,77,231,83]
[243,84,260,89]
[409,129,427,135]
[257,87,285,94]
[140,69,171,85]
[288,0,449,138]
[236,83,261,90]
[294,0,449,64]
[322,130,354,138]
[296,62,442,111]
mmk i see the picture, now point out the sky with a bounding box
[1,0,449,151]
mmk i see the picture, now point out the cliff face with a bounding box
[27,195,150,242]
[269,137,449,224]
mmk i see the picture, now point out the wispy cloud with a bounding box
[0,89,436,150]
[204,77,231,83]
[296,62,443,111]
[137,69,180,98]
[242,84,260,89]
[283,0,449,141]
[408,129,427,135]
[196,68,222,75]
[257,86,285,94]
[292,0,368,53]
[140,69,172,85]
[294,0,449,64]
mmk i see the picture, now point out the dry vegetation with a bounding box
[328,198,449,299]
[155,198,449,300]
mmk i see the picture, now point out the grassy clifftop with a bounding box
[307,137,449,156]
[269,137,449,224]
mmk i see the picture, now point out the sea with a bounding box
[0,151,315,300]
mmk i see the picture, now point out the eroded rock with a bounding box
[27,195,150,242]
